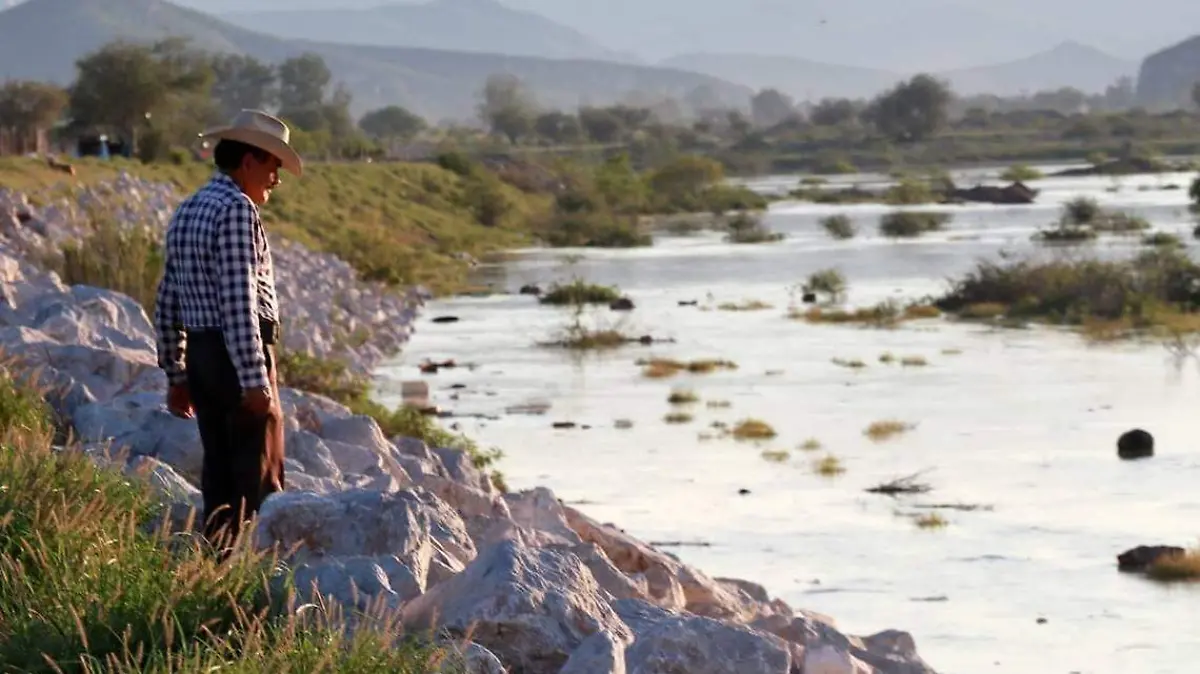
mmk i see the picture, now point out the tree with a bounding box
[0,80,68,137]
[69,39,214,157]
[533,111,583,145]
[750,88,795,127]
[809,98,858,126]
[278,53,332,127]
[359,105,426,141]
[210,54,278,120]
[647,154,724,199]
[578,106,624,143]
[478,74,536,144]
[864,74,952,143]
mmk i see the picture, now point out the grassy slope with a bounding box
[0,156,546,294]
[0,365,453,673]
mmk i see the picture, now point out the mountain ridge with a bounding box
[0,0,750,120]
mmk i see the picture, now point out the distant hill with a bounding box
[940,42,1135,96]
[659,52,902,102]
[1136,34,1200,108]
[220,0,638,63]
[0,0,749,120]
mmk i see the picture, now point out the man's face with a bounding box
[241,152,283,205]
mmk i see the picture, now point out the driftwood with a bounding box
[866,470,934,496]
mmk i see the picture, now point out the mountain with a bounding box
[491,0,1069,71]
[940,42,1136,96]
[220,0,638,62]
[1136,33,1200,108]
[0,0,749,120]
[660,53,901,101]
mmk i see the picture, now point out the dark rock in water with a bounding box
[1117,429,1154,460]
[519,284,542,296]
[552,421,577,429]
[610,297,635,311]
[737,488,751,496]
[1117,545,1186,572]
[678,300,699,307]
[431,316,460,324]
[801,292,817,304]
[944,181,1038,205]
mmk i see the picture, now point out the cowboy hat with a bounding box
[201,109,303,177]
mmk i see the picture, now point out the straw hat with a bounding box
[201,109,303,177]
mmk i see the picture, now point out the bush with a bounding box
[820,214,856,240]
[936,248,1200,326]
[726,213,784,243]
[43,208,164,313]
[804,268,847,301]
[883,178,936,205]
[1000,164,1043,181]
[539,279,622,306]
[879,211,950,238]
[1033,223,1098,243]
[1063,196,1101,225]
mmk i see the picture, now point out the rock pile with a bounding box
[0,182,939,673]
[0,172,428,375]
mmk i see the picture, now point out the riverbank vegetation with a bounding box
[935,248,1200,340]
[0,369,451,673]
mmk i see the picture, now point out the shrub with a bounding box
[1142,232,1184,248]
[726,213,784,243]
[883,178,936,205]
[1063,196,1101,225]
[820,214,856,240]
[879,211,950,238]
[539,279,622,305]
[1033,223,1097,243]
[43,209,164,313]
[804,268,847,302]
[1000,164,1043,181]
[936,249,1200,327]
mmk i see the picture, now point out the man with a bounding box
[153,109,303,554]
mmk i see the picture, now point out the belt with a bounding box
[190,319,279,346]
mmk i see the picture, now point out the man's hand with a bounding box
[166,383,194,419]
[241,386,273,416]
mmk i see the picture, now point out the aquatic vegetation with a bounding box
[668,388,699,404]
[799,438,823,451]
[812,454,846,477]
[865,420,916,442]
[664,412,694,424]
[732,419,777,440]
[879,211,951,238]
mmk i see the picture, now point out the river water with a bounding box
[378,163,1200,674]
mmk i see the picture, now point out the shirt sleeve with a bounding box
[153,257,188,386]
[214,197,270,390]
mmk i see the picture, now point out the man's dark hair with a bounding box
[212,139,270,173]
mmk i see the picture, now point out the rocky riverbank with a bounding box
[0,177,938,673]
[0,172,427,376]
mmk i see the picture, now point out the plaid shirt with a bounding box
[154,172,279,390]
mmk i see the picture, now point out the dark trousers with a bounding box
[187,327,286,554]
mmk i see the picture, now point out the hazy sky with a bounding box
[111,0,1200,68]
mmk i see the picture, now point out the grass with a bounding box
[832,357,867,369]
[0,371,451,673]
[799,438,822,451]
[999,164,1043,181]
[864,420,915,442]
[1142,232,1184,248]
[900,355,929,367]
[793,300,940,328]
[803,268,847,303]
[812,455,846,477]
[552,327,634,351]
[760,449,790,463]
[935,248,1200,339]
[717,299,773,311]
[637,358,738,378]
[879,211,951,238]
[706,399,732,409]
[664,412,694,424]
[40,206,165,313]
[913,512,949,530]
[820,214,856,240]
[0,155,545,295]
[731,419,777,441]
[879,352,896,364]
[539,279,622,305]
[725,213,785,244]
[667,388,699,404]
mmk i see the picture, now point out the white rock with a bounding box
[559,631,626,674]
[403,539,633,674]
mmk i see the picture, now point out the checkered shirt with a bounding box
[154,172,278,390]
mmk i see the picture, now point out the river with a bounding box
[378,163,1200,674]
